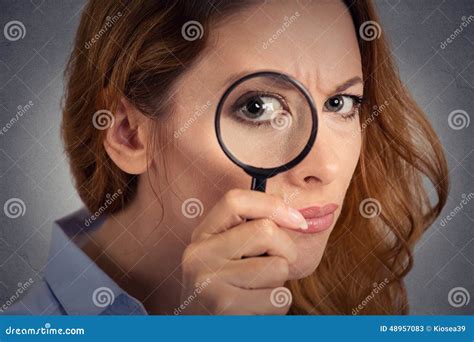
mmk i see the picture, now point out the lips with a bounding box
[297,204,339,234]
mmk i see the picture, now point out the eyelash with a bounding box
[325,93,364,121]
[231,91,288,111]
[230,92,364,125]
[230,91,288,127]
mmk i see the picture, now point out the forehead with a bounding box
[191,0,362,96]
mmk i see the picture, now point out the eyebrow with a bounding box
[223,70,297,91]
[223,71,364,94]
[332,76,364,94]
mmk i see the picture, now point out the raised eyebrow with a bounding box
[331,76,364,94]
[223,70,298,91]
[223,72,364,94]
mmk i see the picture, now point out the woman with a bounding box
[8,0,448,315]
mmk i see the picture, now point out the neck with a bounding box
[81,181,187,315]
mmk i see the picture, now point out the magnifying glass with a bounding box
[215,71,318,192]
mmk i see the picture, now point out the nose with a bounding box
[285,125,340,188]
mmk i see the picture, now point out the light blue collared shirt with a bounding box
[3,209,148,315]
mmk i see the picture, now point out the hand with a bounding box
[178,189,307,315]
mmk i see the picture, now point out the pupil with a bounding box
[330,97,343,110]
[245,98,264,118]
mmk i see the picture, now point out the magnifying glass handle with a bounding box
[246,176,269,258]
[251,176,267,192]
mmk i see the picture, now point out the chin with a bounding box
[285,228,332,280]
[288,254,323,280]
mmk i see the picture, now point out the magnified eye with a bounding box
[232,93,288,125]
[324,94,363,119]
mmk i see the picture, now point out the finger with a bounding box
[192,189,307,242]
[221,256,290,289]
[207,219,298,263]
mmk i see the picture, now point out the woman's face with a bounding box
[156,0,362,280]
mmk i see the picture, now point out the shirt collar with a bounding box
[44,208,148,315]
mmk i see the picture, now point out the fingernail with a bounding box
[287,207,308,230]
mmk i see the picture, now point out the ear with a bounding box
[103,98,151,175]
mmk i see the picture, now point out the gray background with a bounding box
[0,0,472,315]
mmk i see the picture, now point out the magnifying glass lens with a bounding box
[218,74,314,169]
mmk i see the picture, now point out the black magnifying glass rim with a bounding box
[215,70,318,178]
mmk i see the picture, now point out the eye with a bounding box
[323,94,363,119]
[233,93,288,124]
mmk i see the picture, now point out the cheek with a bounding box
[163,117,250,225]
[186,118,250,191]
[340,138,361,180]
[331,120,362,188]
